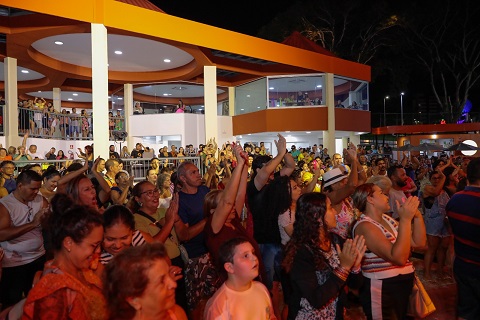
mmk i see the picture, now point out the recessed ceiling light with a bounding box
[248,134,252,136]
[67,98,73,101]
[316,85,322,88]
[114,50,123,55]
[257,107,260,109]
[112,102,116,104]
[240,109,245,111]
[269,87,274,90]
[306,131,311,134]
[246,95,251,98]
[286,131,290,133]
[108,96,111,99]
[54,41,63,45]
[118,109,123,111]
[118,97,123,100]
[38,91,41,93]
[163,93,171,96]
[21,70,29,73]
[164,59,171,63]
[72,93,78,96]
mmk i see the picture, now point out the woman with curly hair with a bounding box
[283,193,365,319]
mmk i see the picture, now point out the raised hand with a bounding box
[351,235,366,270]
[274,133,287,154]
[396,196,420,221]
[165,195,179,224]
[336,238,357,271]
[232,144,247,165]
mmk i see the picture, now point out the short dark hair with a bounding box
[103,205,135,231]
[104,243,169,320]
[47,194,103,251]
[16,170,42,185]
[387,165,403,178]
[467,158,480,184]
[0,160,15,169]
[375,158,386,166]
[217,237,250,275]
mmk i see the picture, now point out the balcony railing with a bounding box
[14,107,125,140]
[12,156,203,182]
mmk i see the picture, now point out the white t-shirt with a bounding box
[278,209,295,246]
[389,188,407,219]
[204,281,276,320]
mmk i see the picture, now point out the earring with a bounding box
[138,202,143,207]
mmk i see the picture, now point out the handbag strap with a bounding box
[135,210,163,229]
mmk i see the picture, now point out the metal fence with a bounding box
[15,107,125,140]
[11,156,203,183]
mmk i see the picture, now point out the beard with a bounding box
[396,179,407,187]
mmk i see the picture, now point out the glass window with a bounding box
[267,75,325,108]
[333,76,369,110]
[235,78,267,115]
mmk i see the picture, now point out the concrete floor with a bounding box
[344,257,457,320]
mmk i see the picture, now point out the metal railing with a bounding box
[15,107,125,140]
[11,156,203,182]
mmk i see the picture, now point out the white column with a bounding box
[349,133,360,147]
[52,88,61,112]
[91,23,109,160]
[124,83,134,150]
[228,87,235,116]
[4,57,20,148]
[204,66,218,144]
[323,73,336,156]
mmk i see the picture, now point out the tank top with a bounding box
[0,193,45,267]
[352,214,414,279]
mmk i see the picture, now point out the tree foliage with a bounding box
[400,0,480,122]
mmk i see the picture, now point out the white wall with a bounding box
[129,113,232,151]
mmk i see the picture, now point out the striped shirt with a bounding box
[353,214,413,279]
[446,186,480,275]
[100,229,146,265]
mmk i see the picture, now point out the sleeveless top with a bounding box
[352,214,414,279]
[0,193,45,267]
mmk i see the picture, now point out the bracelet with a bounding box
[333,266,350,281]
[351,266,361,274]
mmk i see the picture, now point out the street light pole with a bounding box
[400,92,405,125]
[383,96,389,126]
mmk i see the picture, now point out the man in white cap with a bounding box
[322,143,366,239]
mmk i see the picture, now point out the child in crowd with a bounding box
[204,238,277,320]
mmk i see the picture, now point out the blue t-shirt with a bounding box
[4,178,16,194]
[178,185,210,258]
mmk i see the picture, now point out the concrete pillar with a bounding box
[52,88,61,112]
[124,83,134,151]
[91,23,109,160]
[204,66,218,145]
[323,73,336,156]
[4,57,20,148]
[349,133,360,147]
[228,87,235,116]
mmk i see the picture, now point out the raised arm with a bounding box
[91,157,111,203]
[253,133,287,190]
[210,145,246,233]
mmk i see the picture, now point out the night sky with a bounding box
[153,0,480,125]
[153,0,295,36]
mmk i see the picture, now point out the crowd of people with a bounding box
[0,132,479,320]
[15,99,125,140]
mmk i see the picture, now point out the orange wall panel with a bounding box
[233,107,328,135]
[335,109,371,132]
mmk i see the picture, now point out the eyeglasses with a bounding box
[140,188,160,197]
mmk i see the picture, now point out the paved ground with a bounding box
[344,257,457,320]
